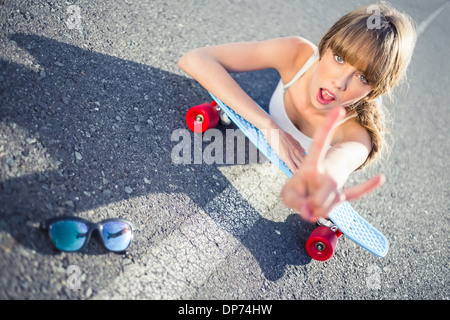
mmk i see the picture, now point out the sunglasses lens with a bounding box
[50,220,89,251]
[102,221,133,252]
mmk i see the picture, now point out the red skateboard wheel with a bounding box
[186,102,220,133]
[305,226,338,261]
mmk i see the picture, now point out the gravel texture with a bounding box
[0,0,448,300]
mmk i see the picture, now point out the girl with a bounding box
[178,4,416,222]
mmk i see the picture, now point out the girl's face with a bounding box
[310,48,372,110]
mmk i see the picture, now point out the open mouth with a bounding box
[317,88,336,105]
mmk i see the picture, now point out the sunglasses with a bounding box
[41,217,134,252]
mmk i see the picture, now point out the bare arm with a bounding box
[178,37,312,131]
[324,120,373,189]
[178,37,315,171]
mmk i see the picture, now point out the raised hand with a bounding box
[280,106,385,222]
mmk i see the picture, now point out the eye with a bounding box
[358,74,369,85]
[334,54,344,64]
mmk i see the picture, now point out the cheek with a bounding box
[311,61,331,90]
[317,59,333,79]
[345,74,372,97]
[352,85,372,99]
[343,85,371,105]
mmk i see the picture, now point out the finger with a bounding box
[283,146,306,173]
[342,174,386,202]
[300,201,314,221]
[281,187,305,214]
[306,185,342,223]
[287,138,305,162]
[283,155,299,174]
[307,106,346,168]
[301,198,320,222]
[290,139,304,153]
[280,176,307,210]
[293,141,306,156]
[311,178,339,211]
[290,149,305,169]
[319,191,346,221]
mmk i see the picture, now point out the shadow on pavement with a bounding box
[0,34,311,279]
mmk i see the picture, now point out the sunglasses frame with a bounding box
[41,216,135,252]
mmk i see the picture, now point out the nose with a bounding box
[332,72,351,91]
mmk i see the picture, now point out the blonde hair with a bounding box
[318,3,416,168]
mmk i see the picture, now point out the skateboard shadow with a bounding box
[243,214,313,281]
[0,34,310,277]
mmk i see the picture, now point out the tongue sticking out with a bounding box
[322,89,335,101]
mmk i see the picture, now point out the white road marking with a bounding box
[416,2,448,37]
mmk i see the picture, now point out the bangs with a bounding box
[320,13,399,95]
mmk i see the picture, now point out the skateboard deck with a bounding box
[209,92,389,258]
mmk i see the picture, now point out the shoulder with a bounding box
[276,37,317,83]
[277,36,316,54]
[327,117,373,170]
[258,36,315,63]
[333,117,372,153]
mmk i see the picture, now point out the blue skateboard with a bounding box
[186,93,389,261]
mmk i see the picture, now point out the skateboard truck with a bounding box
[317,217,343,237]
[207,100,232,126]
[216,106,232,126]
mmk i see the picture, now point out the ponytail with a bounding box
[346,98,390,169]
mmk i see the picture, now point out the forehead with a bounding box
[331,41,375,72]
[324,47,369,74]
[326,34,387,85]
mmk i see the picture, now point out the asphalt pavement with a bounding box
[0,0,448,300]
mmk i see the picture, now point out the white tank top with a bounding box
[268,46,356,153]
